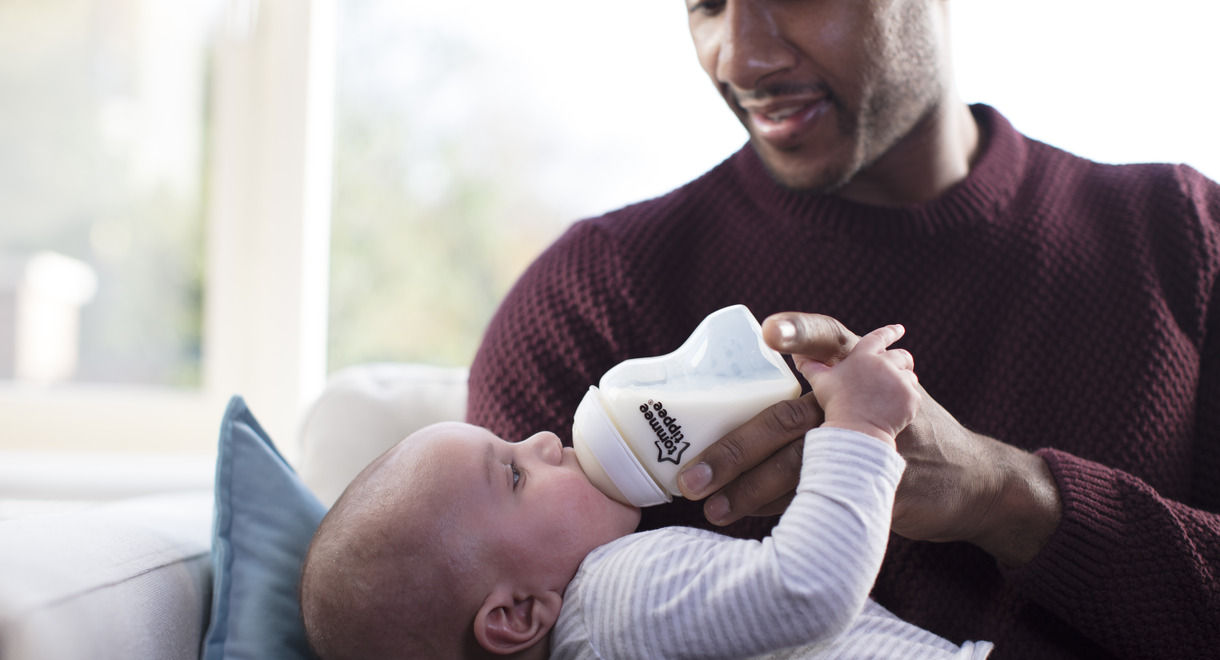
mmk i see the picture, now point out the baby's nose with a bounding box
[523,431,563,465]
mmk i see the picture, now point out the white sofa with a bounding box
[0,364,468,660]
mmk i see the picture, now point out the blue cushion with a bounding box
[202,396,326,660]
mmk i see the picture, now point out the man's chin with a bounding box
[751,151,849,195]
[751,140,853,194]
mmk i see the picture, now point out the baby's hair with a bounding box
[299,441,481,660]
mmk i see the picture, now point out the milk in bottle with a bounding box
[572,305,802,507]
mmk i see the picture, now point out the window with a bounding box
[325,0,744,370]
[2,0,1216,471]
[0,1,217,388]
[0,0,335,465]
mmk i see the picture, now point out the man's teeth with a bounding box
[764,105,804,121]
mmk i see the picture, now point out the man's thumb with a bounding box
[763,312,857,364]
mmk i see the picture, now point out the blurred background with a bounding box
[1,0,1217,460]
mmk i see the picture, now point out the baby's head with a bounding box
[300,422,640,659]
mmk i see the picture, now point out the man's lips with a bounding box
[733,88,832,149]
[727,84,834,148]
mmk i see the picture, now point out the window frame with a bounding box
[0,0,335,467]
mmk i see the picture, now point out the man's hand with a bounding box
[676,311,1062,566]
[887,384,1061,566]
[675,313,855,522]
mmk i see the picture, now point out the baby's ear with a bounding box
[473,585,562,655]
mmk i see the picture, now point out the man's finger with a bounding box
[762,312,859,364]
[702,436,804,525]
[677,394,822,500]
[747,493,795,519]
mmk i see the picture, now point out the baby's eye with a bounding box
[510,462,521,489]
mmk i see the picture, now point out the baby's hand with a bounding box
[794,324,920,446]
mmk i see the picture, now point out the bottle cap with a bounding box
[572,386,670,507]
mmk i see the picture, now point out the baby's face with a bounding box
[408,423,641,589]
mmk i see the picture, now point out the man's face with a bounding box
[413,423,641,588]
[686,0,945,194]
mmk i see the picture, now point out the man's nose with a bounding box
[716,2,795,91]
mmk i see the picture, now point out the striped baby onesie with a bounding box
[551,427,993,659]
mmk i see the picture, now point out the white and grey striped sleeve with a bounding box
[553,427,927,659]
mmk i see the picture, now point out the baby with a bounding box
[300,325,993,659]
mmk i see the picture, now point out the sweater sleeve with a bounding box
[1004,167,1220,658]
[1003,449,1220,658]
[553,428,906,660]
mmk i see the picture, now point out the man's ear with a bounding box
[472,585,562,655]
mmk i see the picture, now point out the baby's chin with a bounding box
[616,500,643,532]
[585,480,643,535]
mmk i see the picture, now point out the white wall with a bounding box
[953,1,1219,181]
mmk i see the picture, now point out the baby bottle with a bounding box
[572,305,801,507]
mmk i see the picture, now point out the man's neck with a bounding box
[837,100,980,207]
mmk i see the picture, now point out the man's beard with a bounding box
[747,95,864,195]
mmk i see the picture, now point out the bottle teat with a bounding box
[573,387,670,507]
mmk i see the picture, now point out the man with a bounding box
[468,1,1220,657]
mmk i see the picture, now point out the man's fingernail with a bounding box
[776,320,796,342]
[705,495,730,524]
[679,462,712,495]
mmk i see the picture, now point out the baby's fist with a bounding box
[795,324,920,445]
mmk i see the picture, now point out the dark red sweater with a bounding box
[468,106,1220,658]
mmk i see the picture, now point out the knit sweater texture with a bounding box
[467,105,1220,659]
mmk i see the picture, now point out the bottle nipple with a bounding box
[573,386,670,507]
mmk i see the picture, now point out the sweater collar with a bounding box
[731,104,1025,238]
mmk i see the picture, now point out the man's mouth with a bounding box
[728,81,833,148]
[763,105,806,121]
[740,95,831,148]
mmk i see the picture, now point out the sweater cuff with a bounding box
[1002,447,1124,603]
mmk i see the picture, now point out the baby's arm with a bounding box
[795,324,920,445]
[556,327,929,658]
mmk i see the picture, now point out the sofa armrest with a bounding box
[296,363,468,506]
[0,491,213,660]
